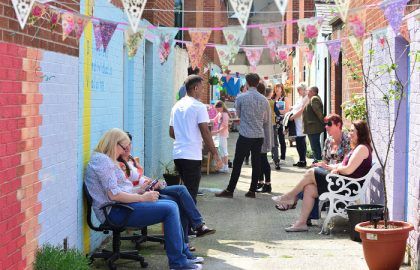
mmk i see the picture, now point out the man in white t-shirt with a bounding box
[170,75,222,203]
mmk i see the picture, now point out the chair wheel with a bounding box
[141,261,148,268]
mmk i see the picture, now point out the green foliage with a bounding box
[342,94,367,121]
[159,160,178,175]
[34,245,90,270]
[208,75,219,86]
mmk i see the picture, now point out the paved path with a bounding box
[93,132,410,270]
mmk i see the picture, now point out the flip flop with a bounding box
[275,201,297,211]
[285,225,309,232]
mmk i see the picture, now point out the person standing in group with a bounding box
[212,100,230,173]
[271,83,290,170]
[170,75,222,203]
[215,73,270,199]
[237,84,250,164]
[302,86,325,163]
[289,83,309,168]
[178,66,200,100]
[257,85,273,193]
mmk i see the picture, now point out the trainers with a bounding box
[170,263,202,270]
[188,257,204,264]
[245,191,256,198]
[195,225,216,238]
[256,183,264,192]
[275,162,281,170]
[261,184,272,193]
[215,189,233,198]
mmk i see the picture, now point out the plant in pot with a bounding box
[344,35,418,269]
[160,160,181,186]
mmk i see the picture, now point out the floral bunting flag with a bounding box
[303,46,315,66]
[61,12,75,41]
[326,39,341,65]
[276,47,289,72]
[223,27,246,60]
[335,0,350,22]
[229,0,254,29]
[298,18,320,64]
[215,45,232,68]
[124,28,144,59]
[260,25,284,62]
[347,9,366,59]
[374,29,387,50]
[100,20,118,51]
[348,35,362,59]
[12,0,36,29]
[186,30,212,69]
[157,27,178,64]
[380,0,409,35]
[243,47,264,72]
[74,15,89,40]
[274,0,288,17]
[93,21,103,50]
[27,2,46,26]
[121,0,147,33]
[49,9,60,31]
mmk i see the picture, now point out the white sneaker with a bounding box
[170,263,202,270]
[188,256,204,264]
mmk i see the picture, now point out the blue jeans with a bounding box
[109,199,192,268]
[159,185,203,243]
[308,133,322,162]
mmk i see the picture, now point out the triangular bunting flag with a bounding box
[74,15,89,40]
[121,0,147,33]
[348,35,362,59]
[215,45,233,68]
[274,0,288,17]
[223,27,246,61]
[298,18,320,65]
[100,20,118,51]
[326,39,341,65]
[229,0,254,29]
[186,30,212,69]
[61,12,75,41]
[12,0,36,29]
[276,47,289,72]
[48,9,60,31]
[335,0,350,22]
[27,2,46,26]
[260,25,284,63]
[157,27,178,64]
[303,47,315,65]
[124,28,144,59]
[93,21,103,50]
[380,0,409,35]
[243,47,264,72]
[347,10,366,39]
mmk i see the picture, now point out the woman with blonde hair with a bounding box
[85,128,202,270]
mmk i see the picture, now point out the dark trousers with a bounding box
[295,136,307,163]
[278,125,286,160]
[259,153,271,183]
[308,133,322,162]
[244,151,250,163]
[174,159,202,203]
[227,135,264,192]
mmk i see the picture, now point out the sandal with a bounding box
[275,201,297,211]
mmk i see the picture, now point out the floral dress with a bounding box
[322,131,351,164]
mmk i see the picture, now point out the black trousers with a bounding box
[227,135,264,192]
[295,136,307,163]
[259,153,271,183]
[174,159,202,203]
[277,124,286,160]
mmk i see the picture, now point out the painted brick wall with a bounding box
[37,51,78,248]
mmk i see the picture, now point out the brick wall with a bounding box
[0,0,79,56]
[143,0,175,27]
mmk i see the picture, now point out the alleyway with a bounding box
[92,133,410,270]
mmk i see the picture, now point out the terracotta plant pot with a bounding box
[355,220,414,270]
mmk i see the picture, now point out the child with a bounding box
[212,100,230,173]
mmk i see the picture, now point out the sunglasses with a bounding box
[118,142,129,151]
[324,121,333,127]
[215,104,223,108]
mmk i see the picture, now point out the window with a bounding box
[174,0,183,41]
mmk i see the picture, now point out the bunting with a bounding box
[244,47,263,72]
[49,9,60,31]
[374,29,387,50]
[274,0,289,17]
[93,21,103,50]
[260,25,284,62]
[335,0,351,22]
[100,20,118,51]
[121,0,147,33]
[12,0,36,29]
[298,18,320,64]
[215,45,232,68]
[27,2,46,26]
[186,30,212,69]
[347,9,366,59]
[125,28,144,59]
[348,35,362,59]
[276,47,289,72]
[223,27,246,60]
[157,27,178,64]
[326,39,341,65]
[74,15,89,40]
[380,0,409,35]
[229,0,254,29]
[61,12,75,41]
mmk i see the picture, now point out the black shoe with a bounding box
[195,225,216,238]
[256,183,264,192]
[245,191,256,198]
[306,219,313,226]
[228,160,232,168]
[293,161,307,167]
[275,162,281,170]
[215,189,233,198]
[261,184,272,193]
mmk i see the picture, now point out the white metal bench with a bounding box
[318,163,382,234]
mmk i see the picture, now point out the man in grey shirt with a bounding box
[215,73,269,198]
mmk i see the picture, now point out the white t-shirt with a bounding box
[292,95,309,136]
[169,96,210,160]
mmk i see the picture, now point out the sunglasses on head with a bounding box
[324,121,333,127]
[215,103,222,108]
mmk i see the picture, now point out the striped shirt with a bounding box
[235,87,269,138]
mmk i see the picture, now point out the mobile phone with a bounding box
[145,179,159,191]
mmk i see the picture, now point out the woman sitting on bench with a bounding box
[84,128,202,270]
[272,120,372,232]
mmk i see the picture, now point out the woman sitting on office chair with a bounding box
[84,128,203,270]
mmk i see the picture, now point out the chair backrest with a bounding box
[83,182,103,231]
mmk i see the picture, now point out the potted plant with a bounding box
[160,160,181,186]
[344,35,417,269]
